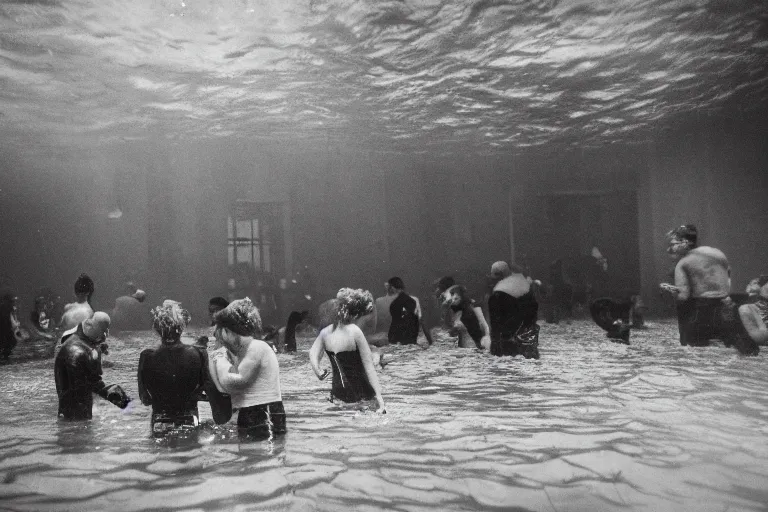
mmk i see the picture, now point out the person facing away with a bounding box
[738,275,768,346]
[659,224,758,355]
[487,261,540,358]
[110,286,148,331]
[55,312,131,420]
[59,273,95,331]
[309,288,386,413]
[196,296,229,349]
[386,277,433,346]
[137,300,223,436]
[209,298,286,439]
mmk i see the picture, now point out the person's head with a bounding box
[666,224,698,258]
[441,284,470,309]
[132,289,146,303]
[151,300,191,342]
[125,281,138,295]
[287,310,309,326]
[591,246,608,271]
[434,276,455,294]
[335,288,373,325]
[208,296,230,324]
[386,277,405,295]
[74,273,94,302]
[213,297,262,351]
[490,261,511,280]
[82,312,110,344]
[755,275,768,299]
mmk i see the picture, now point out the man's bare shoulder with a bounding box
[691,246,728,260]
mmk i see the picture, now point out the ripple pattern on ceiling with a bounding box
[1,0,766,151]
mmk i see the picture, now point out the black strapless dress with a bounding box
[325,349,375,403]
[488,290,540,358]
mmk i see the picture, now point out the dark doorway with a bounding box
[536,190,640,295]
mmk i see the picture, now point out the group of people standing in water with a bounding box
[3,221,768,441]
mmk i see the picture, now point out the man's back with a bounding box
[388,292,419,344]
[677,246,731,299]
[139,344,204,413]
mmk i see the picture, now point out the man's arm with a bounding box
[413,298,433,345]
[673,262,690,301]
[739,305,768,345]
[137,350,152,406]
[214,346,259,391]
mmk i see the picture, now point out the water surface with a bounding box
[1,319,767,511]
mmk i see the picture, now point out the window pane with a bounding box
[227,216,233,239]
[237,245,251,266]
[228,245,235,266]
[236,220,252,240]
[253,219,260,240]
[263,244,271,273]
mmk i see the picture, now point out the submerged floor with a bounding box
[0,320,766,511]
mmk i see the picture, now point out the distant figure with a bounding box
[373,281,397,334]
[59,274,95,331]
[30,295,55,338]
[273,310,309,353]
[488,261,540,358]
[309,288,386,412]
[738,275,768,346]
[386,277,433,346]
[138,301,226,435]
[110,286,147,331]
[660,224,758,355]
[440,285,491,349]
[745,277,763,302]
[433,276,456,329]
[0,293,21,362]
[54,312,131,420]
[210,298,286,439]
[196,297,229,349]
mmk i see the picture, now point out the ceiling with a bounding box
[1,0,766,153]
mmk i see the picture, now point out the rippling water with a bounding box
[1,0,767,152]
[1,320,767,511]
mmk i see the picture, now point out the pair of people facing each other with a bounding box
[660,224,760,355]
[435,261,540,359]
[140,298,285,439]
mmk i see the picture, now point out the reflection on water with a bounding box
[1,320,767,511]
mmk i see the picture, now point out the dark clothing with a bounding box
[0,305,18,360]
[55,325,129,420]
[326,349,375,403]
[138,343,227,428]
[488,290,540,358]
[590,297,633,344]
[388,292,419,345]
[676,297,759,356]
[451,302,484,348]
[237,401,286,439]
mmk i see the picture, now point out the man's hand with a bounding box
[318,369,329,381]
[104,384,132,409]
[659,283,680,295]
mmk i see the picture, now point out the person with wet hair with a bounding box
[660,224,758,355]
[54,312,131,420]
[137,300,225,435]
[387,277,433,346]
[309,288,386,413]
[488,261,540,358]
[209,298,286,438]
[738,275,768,346]
[59,273,95,331]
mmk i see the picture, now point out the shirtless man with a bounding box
[738,275,768,346]
[59,274,95,331]
[660,225,758,355]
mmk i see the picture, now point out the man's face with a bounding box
[746,278,761,296]
[667,236,691,258]
[208,304,220,320]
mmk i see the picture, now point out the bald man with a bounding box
[55,312,131,420]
